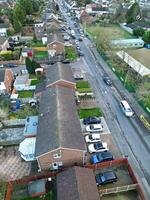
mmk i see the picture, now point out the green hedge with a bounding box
[78,107,103,119]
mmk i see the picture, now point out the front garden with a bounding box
[65,46,78,61]
[76,81,92,93]
[78,107,103,119]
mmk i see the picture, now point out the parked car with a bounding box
[74,73,84,80]
[77,51,84,56]
[62,59,70,64]
[85,134,101,143]
[90,151,114,164]
[76,45,80,50]
[95,171,117,185]
[103,74,112,86]
[5,63,18,68]
[88,142,108,153]
[83,117,101,125]
[86,124,103,133]
[120,100,133,117]
[75,39,79,45]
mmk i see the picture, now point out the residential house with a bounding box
[14,74,30,91]
[0,23,9,37]
[46,62,76,89]
[21,47,33,58]
[0,68,14,94]
[57,166,99,200]
[34,22,45,40]
[47,33,64,55]
[35,86,86,170]
[46,20,61,34]
[0,36,9,51]
[23,116,38,137]
[80,10,92,24]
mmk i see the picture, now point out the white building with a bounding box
[112,38,144,48]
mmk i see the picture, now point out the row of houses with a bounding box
[19,62,86,170]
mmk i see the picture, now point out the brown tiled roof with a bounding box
[57,166,99,200]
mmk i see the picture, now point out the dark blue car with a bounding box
[91,151,114,164]
[96,171,117,185]
[83,117,101,125]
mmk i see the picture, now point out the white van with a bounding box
[120,100,133,117]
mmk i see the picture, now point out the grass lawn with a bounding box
[34,51,48,58]
[18,91,33,98]
[31,41,46,47]
[87,24,133,41]
[127,48,150,69]
[78,107,103,118]
[76,81,92,93]
[65,46,78,61]
[30,79,41,86]
[29,74,37,79]
[9,104,38,119]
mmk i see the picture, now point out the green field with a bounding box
[34,51,48,58]
[87,24,133,41]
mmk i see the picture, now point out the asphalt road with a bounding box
[59,2,150,197]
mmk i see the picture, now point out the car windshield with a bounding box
[126,108,132,112]
[101,175,106,182]
[94,143,102,149]
[89,135,93,140]
[90,125,94,130]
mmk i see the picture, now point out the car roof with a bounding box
[91,124,102,128]
[102,171,116,179]
[91,134,101,138]
[121,100,131,109]
[98,151,113,158]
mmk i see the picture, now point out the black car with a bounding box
[83,117,101,125]
[103,74,112,86]
[5,63,18,68]
[90,151,114,164]
[96,171,117,185]
[62,59,70,64]
[77,51,84,56]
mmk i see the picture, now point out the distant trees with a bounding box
[133,27,145,37]
[126,2,140,24]
[142,30,150,44]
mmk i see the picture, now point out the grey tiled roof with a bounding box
[47,33,64,44]
[35,86,85,157]
[46,62,75,86]
[57,167,99,200]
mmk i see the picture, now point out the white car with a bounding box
[88,142,108,153]
[75,40,79,45]
[85,134,101,143]
[86,124,103,133]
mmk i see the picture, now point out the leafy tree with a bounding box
[14,4,26,24]
[26,58,40,74]
[133,27,145,37]
[13,13,22,33]
[31,0,40,12]
[143,30,150,44]
[18,0,33,15]
[6,28,15,36]
[126,2,140,24]
[33,33,37,43]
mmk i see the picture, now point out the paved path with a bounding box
[0,147,31,181]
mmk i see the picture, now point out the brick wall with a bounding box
[37,148,84,170]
